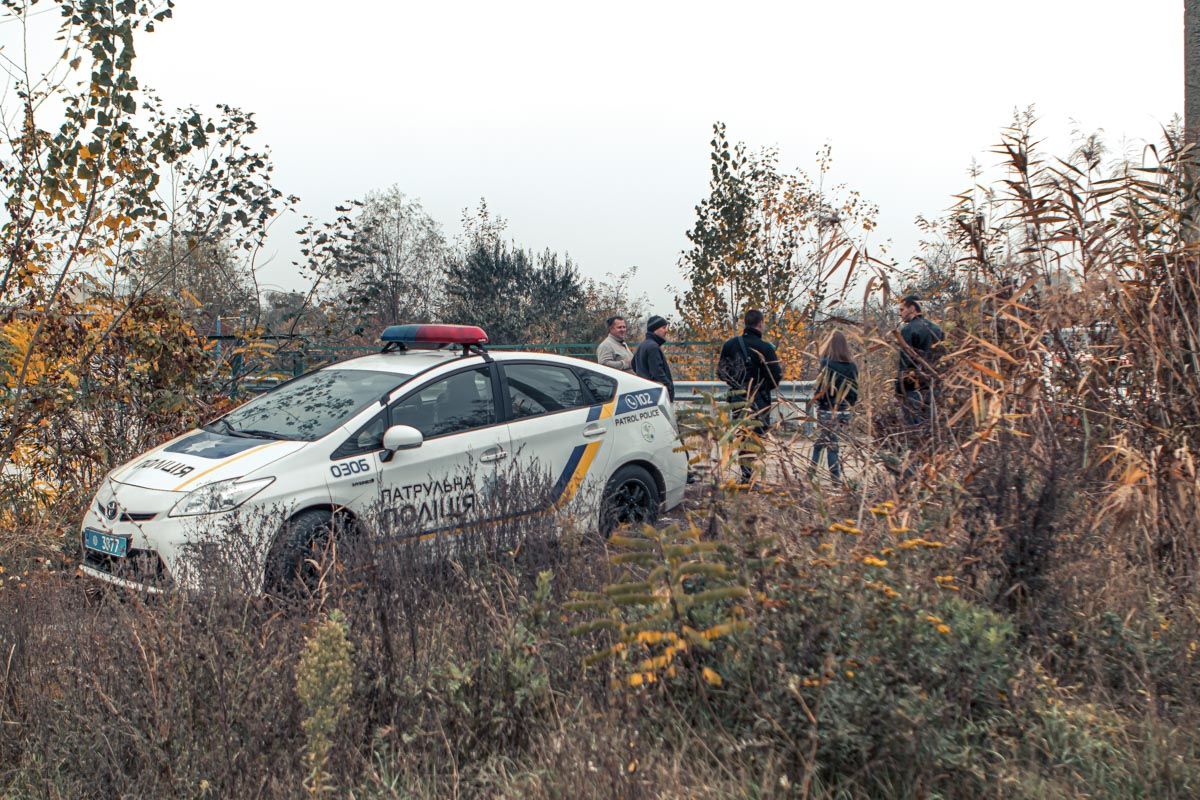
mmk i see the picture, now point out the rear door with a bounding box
[498,361,616,516]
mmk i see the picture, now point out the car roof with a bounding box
[327,350,458,375]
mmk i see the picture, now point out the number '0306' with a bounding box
[330,459,371,478]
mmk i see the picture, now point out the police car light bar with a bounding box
[379,324,489,353]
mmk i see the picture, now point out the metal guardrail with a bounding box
[673,380,817,427]
[672,381,815,404]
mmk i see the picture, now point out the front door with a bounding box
[373,365,509,539]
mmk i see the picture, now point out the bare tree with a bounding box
[328,187,447,332]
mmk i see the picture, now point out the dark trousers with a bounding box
[811,409,851,479]
[735,394,772,482]
[902,386,931,426]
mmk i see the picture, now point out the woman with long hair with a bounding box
[811,331,858,480]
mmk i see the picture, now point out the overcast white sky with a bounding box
[16,1,1188,314]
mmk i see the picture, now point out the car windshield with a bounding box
[209,369,408,442]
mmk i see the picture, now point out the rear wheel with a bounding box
[599,464,661,537]
[263,509,344,596]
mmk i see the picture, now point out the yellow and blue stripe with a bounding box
[549,396,617,508]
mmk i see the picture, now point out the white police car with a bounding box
[80,324,687,592]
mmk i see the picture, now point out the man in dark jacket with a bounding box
[633,315,675,400]
[718,309,783,481]
[718,309,783,413]
[895,295,944,425]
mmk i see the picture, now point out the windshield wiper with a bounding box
[205,418,247,437]
[233,428,295,441]
[205,419,292,440]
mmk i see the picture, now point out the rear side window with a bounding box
[504,363,589,420]
[578,369,617,402]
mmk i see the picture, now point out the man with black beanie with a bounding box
[633,315,675,401]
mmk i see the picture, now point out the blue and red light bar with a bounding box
[380,324,489,350]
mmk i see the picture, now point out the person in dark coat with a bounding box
[718,309,783,482]
[811,330,858,480]
[718,308,783,415]
[633,315,675,400]
[895,295,944,425]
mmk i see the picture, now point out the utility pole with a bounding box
[1188,0,1200,145]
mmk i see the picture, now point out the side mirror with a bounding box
[379,425,423,462]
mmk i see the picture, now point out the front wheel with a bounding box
[599,464,661,537]
[263,508,343,596]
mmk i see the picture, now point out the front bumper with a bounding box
[78,478,235,593]
[79,479,306,594]
[81,544,174,593]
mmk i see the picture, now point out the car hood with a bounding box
[112,430,306,492]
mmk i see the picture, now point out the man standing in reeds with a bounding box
[895,295,944,426]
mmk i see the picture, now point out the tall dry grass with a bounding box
[4,119,1200,797]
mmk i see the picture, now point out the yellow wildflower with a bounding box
[628,671,657,688]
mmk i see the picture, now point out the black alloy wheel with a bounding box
[263,508,345,596]
[599,464,661,536]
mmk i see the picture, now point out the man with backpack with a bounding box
[718,309,783,482]
[895,295,944,426]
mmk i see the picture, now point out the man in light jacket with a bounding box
[596,315,633,371]
[633,315,675,401]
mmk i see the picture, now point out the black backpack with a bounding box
[719,336,757,391]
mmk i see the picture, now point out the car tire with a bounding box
[263,508,341,596]
[599,464,661,537]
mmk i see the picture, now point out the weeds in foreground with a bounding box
[6,120,1200,797]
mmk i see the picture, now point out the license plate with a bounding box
[84,528,129,558]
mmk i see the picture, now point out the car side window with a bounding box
[390,367,496,438]
[333,411,388,459]
[505,363,589,420]
[578,369,617,403]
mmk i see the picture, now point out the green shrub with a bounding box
[296,610,355,797]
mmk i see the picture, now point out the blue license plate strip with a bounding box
[84,528,129,558]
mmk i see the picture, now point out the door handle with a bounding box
[582,423,607,438]
[480,448,508,463]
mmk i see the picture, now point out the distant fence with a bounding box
[209,336,726,397]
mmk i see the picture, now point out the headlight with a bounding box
[169,477,275,517]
